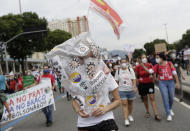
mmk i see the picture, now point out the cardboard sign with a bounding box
[154,43,167,53]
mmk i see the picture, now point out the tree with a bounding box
[181,29,190,48]
[133,49,146,59]
[45,29,71,51]
[0,12,47,74]
[144,39,168,55]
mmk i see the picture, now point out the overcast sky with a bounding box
[0,0,190,50]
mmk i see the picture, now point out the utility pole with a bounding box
[164,24,169,43]
[19,0,22,14]
[3,30,47,74]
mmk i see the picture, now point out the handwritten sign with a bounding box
[154,43,167,53]
[0,78,54,124]
[23,75,35,88]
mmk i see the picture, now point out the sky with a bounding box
[0,0,190,51]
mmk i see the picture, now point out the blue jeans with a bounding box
[42,105,53,123]
[158,80,175,116]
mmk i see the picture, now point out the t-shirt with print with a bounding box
[153,61,176,81]
[136,63,153,84]
[77,74,118,128]
[115,67,136,91]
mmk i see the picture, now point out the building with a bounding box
[48,16,89,37]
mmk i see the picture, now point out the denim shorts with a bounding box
[119,91,136,100]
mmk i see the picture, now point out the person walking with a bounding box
[115,58,137,126]
[37,65,55,127]
[153,52,180,121]
[170,53,185,102]
[136,54,161,121]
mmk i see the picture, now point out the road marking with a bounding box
[5,127,13,131]
[155,87,190,109]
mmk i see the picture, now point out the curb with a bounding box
[175,88,190,103]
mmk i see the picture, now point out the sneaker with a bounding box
[46,122,53,127]
[170,110,174,116]
[167,115,172,121]
[128,115,134,122]
[125,120,130,126]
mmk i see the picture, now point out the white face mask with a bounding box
[156,58,161,64]
[136,62,139,66]
[142,58,147,64]
[109,64,112,67]
[121,63,127,68]
[171,54,176,59]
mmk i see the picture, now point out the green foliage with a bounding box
[133,49,146,59]
[144,39,168,55]
[45,29,71,51]
[181,29,190,48]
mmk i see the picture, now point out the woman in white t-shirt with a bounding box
[72,68,121,131]
[115,59,137,126]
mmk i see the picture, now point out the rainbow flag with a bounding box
[90,0,123,39]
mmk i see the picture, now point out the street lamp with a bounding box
[2,30,47,74]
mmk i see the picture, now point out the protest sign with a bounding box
[154,43,167,53]
[23,75,35,88]
[0,78,54,124]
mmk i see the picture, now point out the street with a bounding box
[1,88,190,131]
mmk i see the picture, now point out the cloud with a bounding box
[0,0,190,50]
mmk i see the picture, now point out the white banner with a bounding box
[0,78,54,124]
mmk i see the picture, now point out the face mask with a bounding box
[121,63,127,68]
[171,54,176,59]
[142,58,147,64]
[136,62,139,66]
[109,64,112,67]
[43,69,49,74]
[156,58,161,64]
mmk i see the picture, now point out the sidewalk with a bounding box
[175,70,190,103]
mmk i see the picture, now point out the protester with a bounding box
[136,54,161,121]
[72,74,120,131]
[153,52,180,121]
[16,73,24,91]
[183,45,190,74]
[107,61,115,76]
[115,58,137,126]
[0,91,12,121]
[6,71,17,94]
[0,74,7,93]
[37,65,55,127]
[170,53,185,102]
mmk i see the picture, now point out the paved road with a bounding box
[1,89,190,131]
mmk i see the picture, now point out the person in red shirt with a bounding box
[7,73,17,94]
[136,54,161,121]
[153,52,180,121]
[17,73,23,91]
[37,65,55,127]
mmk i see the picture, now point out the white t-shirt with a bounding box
[114,67,136,91]
[184,49,190,60]
[77,74,118,127]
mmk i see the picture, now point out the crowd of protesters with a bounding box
[0,47,189,130]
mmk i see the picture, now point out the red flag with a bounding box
[90,0,123,39]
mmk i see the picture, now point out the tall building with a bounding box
[48,16,89,37]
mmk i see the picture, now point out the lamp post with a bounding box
[3,30,47,74]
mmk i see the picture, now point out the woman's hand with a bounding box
[91,107,107,117]
[176,82,180,89]
[133,87,137,93]
[78,109,89,118]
